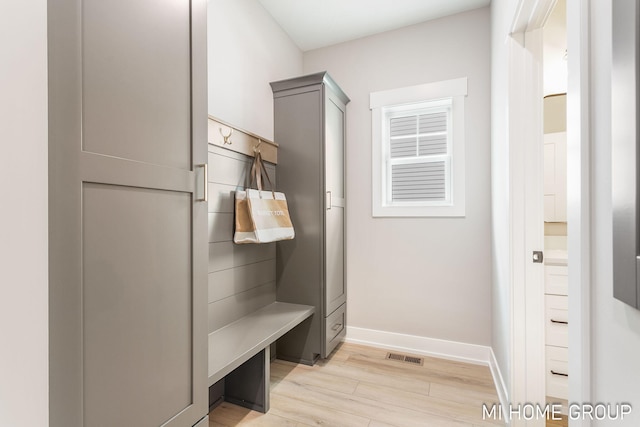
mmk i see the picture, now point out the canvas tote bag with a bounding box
[234,152,295,244]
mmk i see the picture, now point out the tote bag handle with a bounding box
[249,152,275,198]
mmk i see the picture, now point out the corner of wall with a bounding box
[346,326,492,366]
[488,347,511,425]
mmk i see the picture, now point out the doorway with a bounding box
[542,0,568,420]
[507,0,591,425]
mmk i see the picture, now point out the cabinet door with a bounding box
[325,92,347,316]
[48,1,208,426]
[543,132,567,222]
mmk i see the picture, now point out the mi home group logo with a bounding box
[482,402,632,421]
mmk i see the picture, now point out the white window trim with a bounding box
[371,77,467,217]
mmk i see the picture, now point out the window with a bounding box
[370,78,467,217]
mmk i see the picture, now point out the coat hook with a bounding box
[253,138,262,153]
[220,128,233,145]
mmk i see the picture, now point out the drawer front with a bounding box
[545,295,568,347]
[545,265,568,295]
[324,303,346,357]
[546,346,568,399]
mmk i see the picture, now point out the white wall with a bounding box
[208,0,303,139]
[543,0,567,97]
[490,0,520,397]
[0,1,49,426]
[590,1,640,422]
[304,7,492,347]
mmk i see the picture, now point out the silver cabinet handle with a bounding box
[196,163,208,202]
[326,191,332,210]
[331,323,342,331]
[550,319,568,325]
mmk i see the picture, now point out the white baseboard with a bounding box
[488,347,510,425]
[345,326,491,365]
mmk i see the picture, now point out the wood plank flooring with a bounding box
[209,342,505,426]
[546,415,568,427]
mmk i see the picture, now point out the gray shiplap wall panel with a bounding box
[208,183,238,213]
[207,143,277,334]
[207,282,277,331]
[208,241,275,273]
[208,152,250,187]
[208,145,276,188]
[208,259,275,303]
[208,213,234,243]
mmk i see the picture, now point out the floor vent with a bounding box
[386,352,424,366]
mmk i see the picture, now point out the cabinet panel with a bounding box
[544,143,555,195]
[273,89,324,305]
[544,195,556,222]
[545,265,568,295]
[326,96,345,199]
[325,303,346,356]
[83,184,192,426]
[325,91,346,316]
[545,295,568,347]
[326,206,345,314]
[554,132,567,221]
[543,132,567,222]
[82,0,191,170]
[546,346,569,399]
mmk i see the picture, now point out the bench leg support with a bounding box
[224,346,270,413]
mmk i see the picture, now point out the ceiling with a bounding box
[257,0,491,52]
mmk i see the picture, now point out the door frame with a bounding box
[565,0,592,423]
[508,4,548,422]
[507,0,592,424]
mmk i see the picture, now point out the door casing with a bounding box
[505,0,592,425]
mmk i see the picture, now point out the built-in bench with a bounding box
[207,301,314,412]
[206,117,314,413]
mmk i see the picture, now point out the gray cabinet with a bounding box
[48,0,208,425]
[271,72,349,363]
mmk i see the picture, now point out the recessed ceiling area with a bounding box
[257,0,491,51]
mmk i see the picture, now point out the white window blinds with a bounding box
[385,102,452,205]
[391,162,446,201]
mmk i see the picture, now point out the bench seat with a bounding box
[208,301,314,385]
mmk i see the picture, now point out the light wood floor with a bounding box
[209,342,505,426]
[546,416,568,427]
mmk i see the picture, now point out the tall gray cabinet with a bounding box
[271,72,350,364]
[48,0,208,426]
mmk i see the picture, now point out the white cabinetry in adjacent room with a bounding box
[544,131,567,222]
[544,252,568,401]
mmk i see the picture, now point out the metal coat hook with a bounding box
[219,128,233,145]
[253,138,262,154]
